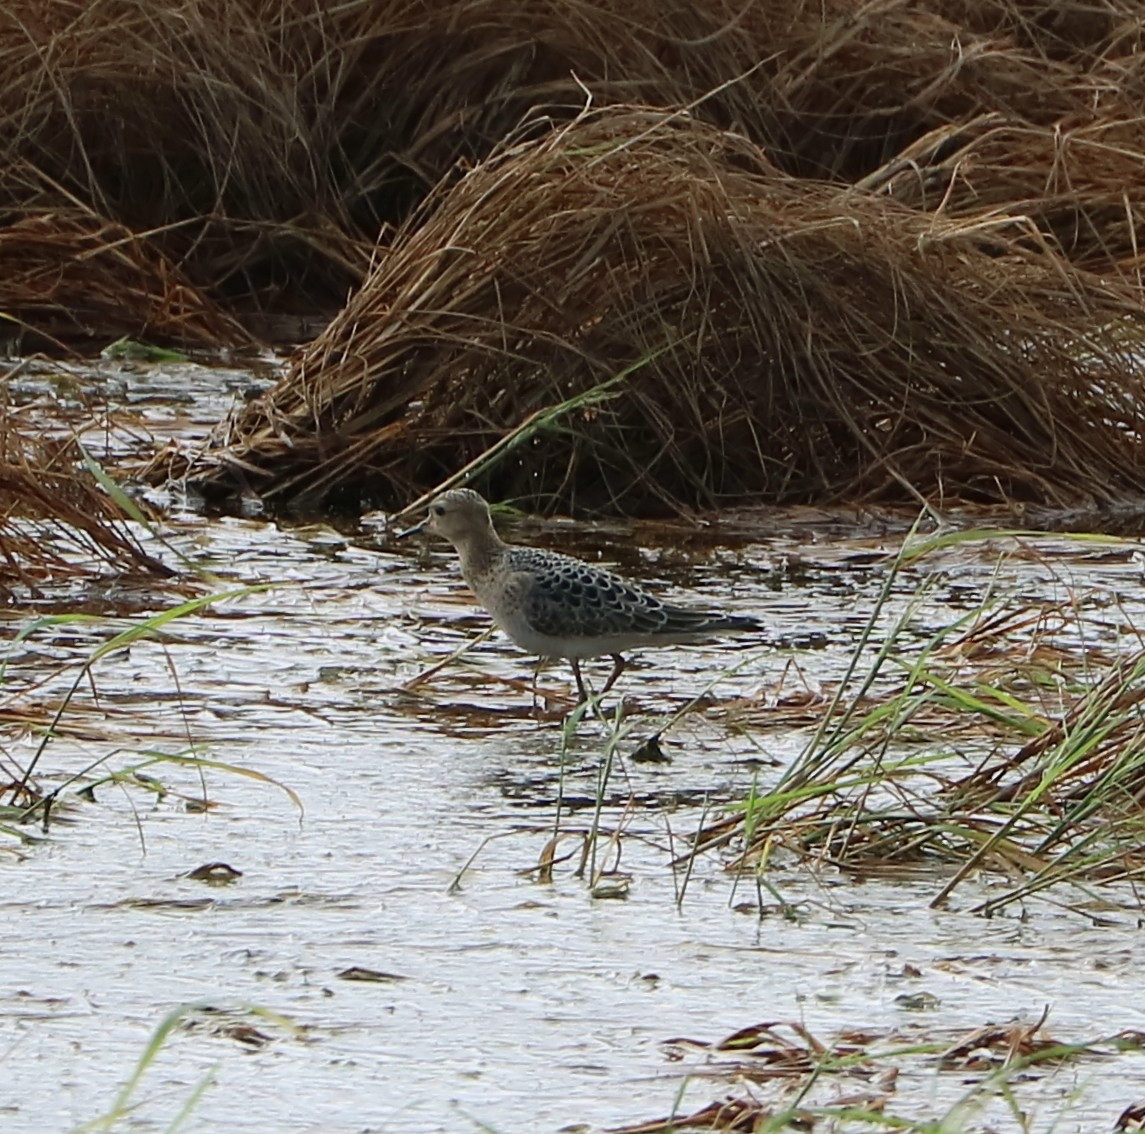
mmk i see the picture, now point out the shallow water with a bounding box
[5,360,1145,1133]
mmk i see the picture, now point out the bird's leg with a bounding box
[571,659,590,704]
[570,659,610,722]
[531,659,543,714]
[600,653,626,695]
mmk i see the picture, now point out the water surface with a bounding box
[4,360,1145,1132]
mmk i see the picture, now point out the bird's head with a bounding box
[397,488,495,549]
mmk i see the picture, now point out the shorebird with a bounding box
[397,488,761,703]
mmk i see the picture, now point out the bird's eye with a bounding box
[432,505,445,516]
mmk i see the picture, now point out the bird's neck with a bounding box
[454,529,508,585]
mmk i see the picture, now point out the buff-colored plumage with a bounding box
[401,489,761,700]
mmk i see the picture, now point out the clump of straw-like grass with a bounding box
[7,1,1145,515]
[5,0,1145,346]
[0,402,173,598]
[861,113,1145,273]
[934,0,1143,63]
[0,205,249,350]
[0,0,795,328]
[164,108,1145,515]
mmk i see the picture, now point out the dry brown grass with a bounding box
[0,196,249,350]
[862,113,1145,274]
[5,0,1145,513]
[0,400,173,598]
[162,107,1145,514]
[0,0,812,329]
[4,0,1145,328]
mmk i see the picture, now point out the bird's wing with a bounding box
[513,549,710,640]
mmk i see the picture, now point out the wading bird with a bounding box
[399,489,761,704]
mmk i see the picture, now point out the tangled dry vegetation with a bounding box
[0,403,172,601]
[615,1015,1136,1133]
[4,0,1145,513]
[0,197,249,350]
[178,109,1145,515]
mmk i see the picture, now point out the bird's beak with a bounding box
[395,515,428,539]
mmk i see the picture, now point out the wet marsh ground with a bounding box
[5,362,1145,1132]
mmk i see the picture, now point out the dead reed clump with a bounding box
[0,207,250,352]
[860,113,1145,275]
[0,401,173,599]
[7,3,1145,512]
[4,0,1145,331]
[933,0,1145,64]
[167,107,1145,516]
[757,3,1104,181]
[0,0,795,318]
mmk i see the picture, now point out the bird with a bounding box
[397,488,762,703]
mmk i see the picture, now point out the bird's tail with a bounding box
[704,613,763,634]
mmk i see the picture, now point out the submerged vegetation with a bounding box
[0,588,300,856]
[614,1014,1145,1133]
